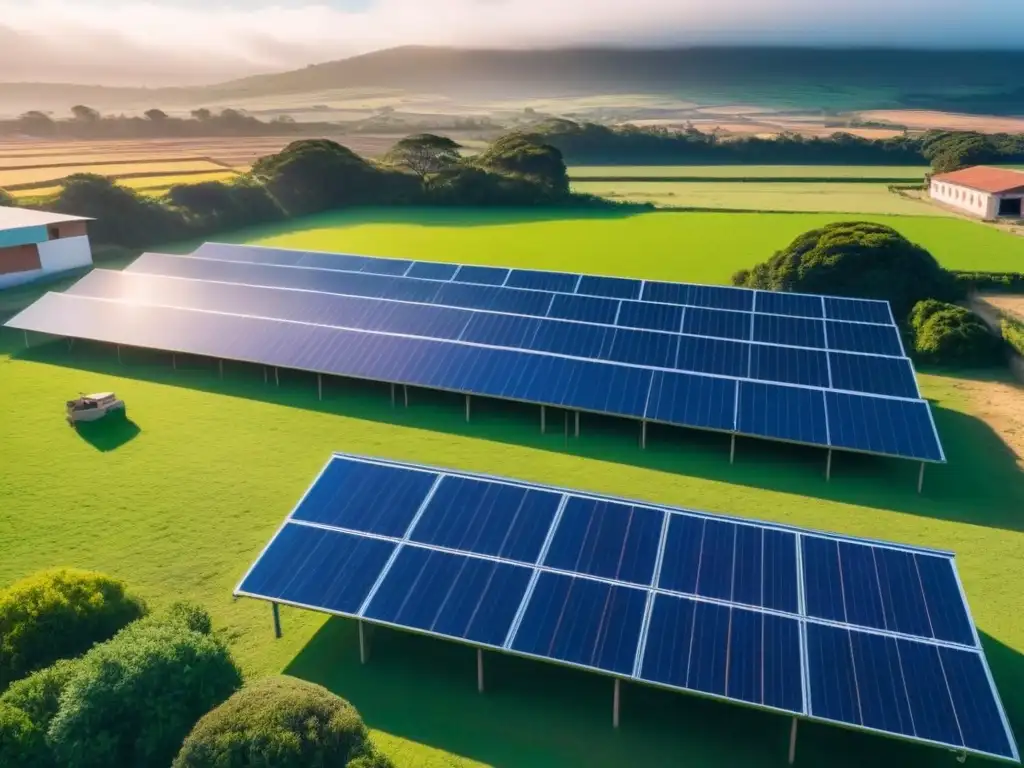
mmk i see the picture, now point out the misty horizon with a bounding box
[1,0,1023,88]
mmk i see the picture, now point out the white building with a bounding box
[0,206,94,289]
[929,166,1024,220]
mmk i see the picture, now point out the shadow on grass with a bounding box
[156,205,655,254]
[283,616,1014,768]
[11,338,1024,534]
[72,415,141,452]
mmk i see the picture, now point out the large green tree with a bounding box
[732,221,961,322]
[384,133,462,184]
[476,134,570,196]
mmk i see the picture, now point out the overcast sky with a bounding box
[1,0,1022,86]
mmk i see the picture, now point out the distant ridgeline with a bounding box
[521,120,1024,170]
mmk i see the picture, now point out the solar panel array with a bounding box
[236,454,1017,763]
[4,243,944,463]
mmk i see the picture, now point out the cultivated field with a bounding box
[571,181,944,215]
[2,252,1023,768]
[568,165,931,181]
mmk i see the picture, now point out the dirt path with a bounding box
[947,376,1024,469]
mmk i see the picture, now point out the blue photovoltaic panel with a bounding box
[737,381,828,447]
[754,291,824,319]
[410,476,563,564]
[453,264,509,286]
[645,371,737,432]
[547,293,619,325]
[824,296,893,325]
[825,320,905,357]
[233,456,1013,763]
[359,258,413,276]
[826,392,943,462]
[643,282,754,311]
[640,595,804,713]
[237,523,394,613]
[681,307,751,341]
[433,282,552,317]
[505,269,579,293]
[576,274,641,300]
[289,458,437,536]
[748,344,830,388]
[805,624,1014,760]
[616,300,684,333]
[510,572,647,676]
[829,352,919,399]
[193,242,306,268]
[406,261,460,281]
[300,251,378,273]
[801,536,973,646]
[459,312,542,349]
[752,313,826,349]
[527,318,616,360]
[362,547,532,647]
[607,328,678,369]
[543,497,664,586]
[675,335,748,378]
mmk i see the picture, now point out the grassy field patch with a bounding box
[569,164,930,180]
[211,208,1024,281]
[0,159,227,188]
[571,180,943,215]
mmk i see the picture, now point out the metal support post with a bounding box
[219,359,223,379]
[826,450,832,482]
[613,679,621,728]
[317,373,323,401]
[117,345,122,364]
[274,367,279,387]
[272,603,282,639]
[788,717,798,765]
[918,462,925,494]
[264,366,268,384]
[403,385,409,407]
[391,383,396,407]
[574,410,580,438]
[730,434,736,464]
[466,394,471,422]
[172,353,177,370]
[477,648,484,693]
[359,621,367,664]
[23,330,29,348]
[640,420,647,449]
[67,338,74,352]
[541,405,546,433]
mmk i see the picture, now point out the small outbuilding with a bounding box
[0,206,94,289]
[929,166,1024,220]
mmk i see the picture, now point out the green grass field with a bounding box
[3,203,1024,766]
[198,208,1024,279]
[570,181,944,215]
[569,165,931,181]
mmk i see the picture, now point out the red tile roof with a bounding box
[931,166,1024,194]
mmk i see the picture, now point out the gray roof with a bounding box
[0,206,92,232]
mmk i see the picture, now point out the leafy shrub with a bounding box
[910,300,1004,366]
[0,701,52,768]
[0,568,146,690]
[173,675,391,768]
[0,187,13,206]
[1003,318,1024,357]
[133,600,213,636]
[47,613,242,768]
[953,271,1024,293]
[0,659,79,733]
[732,221,962,322]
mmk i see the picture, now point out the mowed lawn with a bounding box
[570,180,944,215]
[569,165,931,180]
[2,327,1024,767]
[210,208,1024,279]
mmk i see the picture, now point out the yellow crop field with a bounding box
[7,170,241,199]
[0,160,227,188]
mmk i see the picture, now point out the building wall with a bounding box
[929,180,996,218]
[0,244,42,275]
[47,220,89,239]
[0,224,48,248]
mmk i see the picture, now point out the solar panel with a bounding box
[8,289,944,463]
[235,455,1017,762]
[187,244,895,327]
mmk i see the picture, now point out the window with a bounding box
[47,225,60,240]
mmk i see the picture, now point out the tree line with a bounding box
[519,119,1024,173]
[0,132,603,250]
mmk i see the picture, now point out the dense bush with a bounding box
[0,660,79,734]
[42,603,242,768]
[173,675,391,768]
[0,568,146,690]
[1002,318,1024,357]
[909,300,1003,366]
[0,187,13,206]
[732,221,962,322]
[953,271,1024,294]
[0,701,51,768]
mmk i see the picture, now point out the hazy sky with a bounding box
[1,0,1022,86]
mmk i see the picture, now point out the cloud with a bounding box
[0,0,1022,86]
